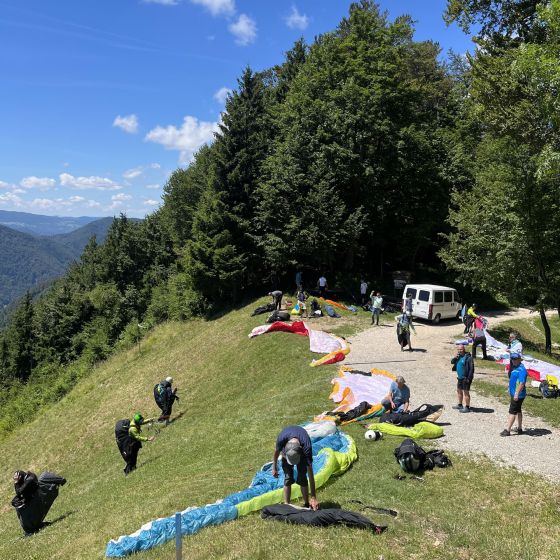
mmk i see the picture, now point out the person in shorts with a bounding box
[271,425,318,510]
[500,353,527,436]
[451,344,474,413]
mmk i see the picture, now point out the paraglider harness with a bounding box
[154,382,179,411]
[394,439,451,473]
[539,380,560,399]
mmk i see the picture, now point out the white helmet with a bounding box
[165,376,173,384]
[364,430,382,441]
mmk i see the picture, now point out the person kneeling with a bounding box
[381,376,410,413]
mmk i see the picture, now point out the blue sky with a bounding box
[0,0,474,218]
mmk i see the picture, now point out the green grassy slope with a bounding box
[1,301,560,560]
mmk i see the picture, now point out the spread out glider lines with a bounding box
[249,320,350,367]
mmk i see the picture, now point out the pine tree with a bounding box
[7,292,35,381]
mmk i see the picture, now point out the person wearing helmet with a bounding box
[271,425,318,511]
[115,413,155,475]
[154,376,179,422]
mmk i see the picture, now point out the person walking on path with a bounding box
[360,279,368,306]
[505,332,523,378]
[396,312,415,351]
[317,275,328,298]
[272,425,318,511]
[371,292,383,325]
[381,376,410,413]
[470,316,488,360]
[154,376,179,422]
[269,290,283,311]
[115,413,155,475]
[404,293,414,317]
[464,303,479,334]
[451,344,474,413]
[501,353,528,436]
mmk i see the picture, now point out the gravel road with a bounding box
[345,308,560,481]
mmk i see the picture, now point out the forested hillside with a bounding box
[0,218,114,314]
[1,0,559,435]
[0,210,101,236]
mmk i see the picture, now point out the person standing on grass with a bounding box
[317,275,328,298]
[269,290,283,311]
[12,471,38,506]
[272,425,318,511]
[464,303,479,334]
[371,291,383,325]
[115,413,155,475]
[296,286,308,318]
[360,279,368,306]
[470,316,488,360]
[381,376,410,413]
[501,353,527,436]
[505,332,523,378]
[451,344,474,413]
[154,376,179,422]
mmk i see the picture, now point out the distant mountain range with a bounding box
[0,210,102,236]
[0,213,115,319]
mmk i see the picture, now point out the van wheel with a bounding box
[432,314,441,325]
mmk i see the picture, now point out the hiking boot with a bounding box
[513,427,523,435]
[459,407,471,413]
[500,429,511,437]
[452,404,463,410]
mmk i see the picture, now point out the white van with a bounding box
[402,284,461,324]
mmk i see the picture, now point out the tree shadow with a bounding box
[469,407,495,413]
[522,427,552,437]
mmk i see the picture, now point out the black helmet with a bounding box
[13,470,25,483]
[399,453,421,473]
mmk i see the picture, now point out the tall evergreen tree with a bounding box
[7,292,35,381]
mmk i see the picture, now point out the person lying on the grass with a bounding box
[381,376,410,413]
[272,425,318,511]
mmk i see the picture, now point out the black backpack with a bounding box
[115,419,131,447]
[154,383,165,405]
[394,438,426,473]
[423,450,452,470]
[539,380,560,399]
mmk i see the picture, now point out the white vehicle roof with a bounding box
[404,284,457,291]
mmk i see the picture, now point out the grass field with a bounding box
[2,300,560,560]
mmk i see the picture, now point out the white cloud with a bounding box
[145,115,218,163]
[229,14,257,46]
[191,0,234,17]
[59,173,122,191]
[112,193,133,202]
[20,176,57,190]
[0,180,10,189]
[144,199,159,206]
[62,162,70,168]
[0,191,23,205]
[69,196,86,203]
[145,184,161,189]
[285,6,309,30]
[150,162,161,169]
[29,198,71,210]
[213,86,232,104]
[123,166,144,180]
[143,0,179,5]
[113,114,139,134]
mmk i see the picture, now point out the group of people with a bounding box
[115,376,180,475]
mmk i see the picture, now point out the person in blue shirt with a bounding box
[500,353,528,436]
[381,376,410,413]
[451,344,475,413]
[271,425,318,510]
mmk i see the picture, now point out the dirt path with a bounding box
[345,308,560,481]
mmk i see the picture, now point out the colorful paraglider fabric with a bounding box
[249,321,350,367]
[106,428,357,557]
[483,331,560,382]
[369,421,444,439]
[329,367,395,412]
[319,298,351,311]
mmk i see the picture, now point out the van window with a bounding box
[418,290,430,302]
[444,291,453,303]
[406,288,417,299]
[453,291,460,302]
[434,292,444,303]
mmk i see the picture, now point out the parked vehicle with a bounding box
[402,284,461,324]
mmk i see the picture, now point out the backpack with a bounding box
[115,419,131,447]
[267,310,290,323]
[153,383,165,405]
[539,380,560,399]
[394,438,426,473]
[423,450,452,470]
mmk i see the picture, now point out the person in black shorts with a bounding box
[451,344,474,413]
[271,425,318,510]
[501,353,528,436]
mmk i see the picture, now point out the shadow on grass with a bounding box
[318,500,342,509]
